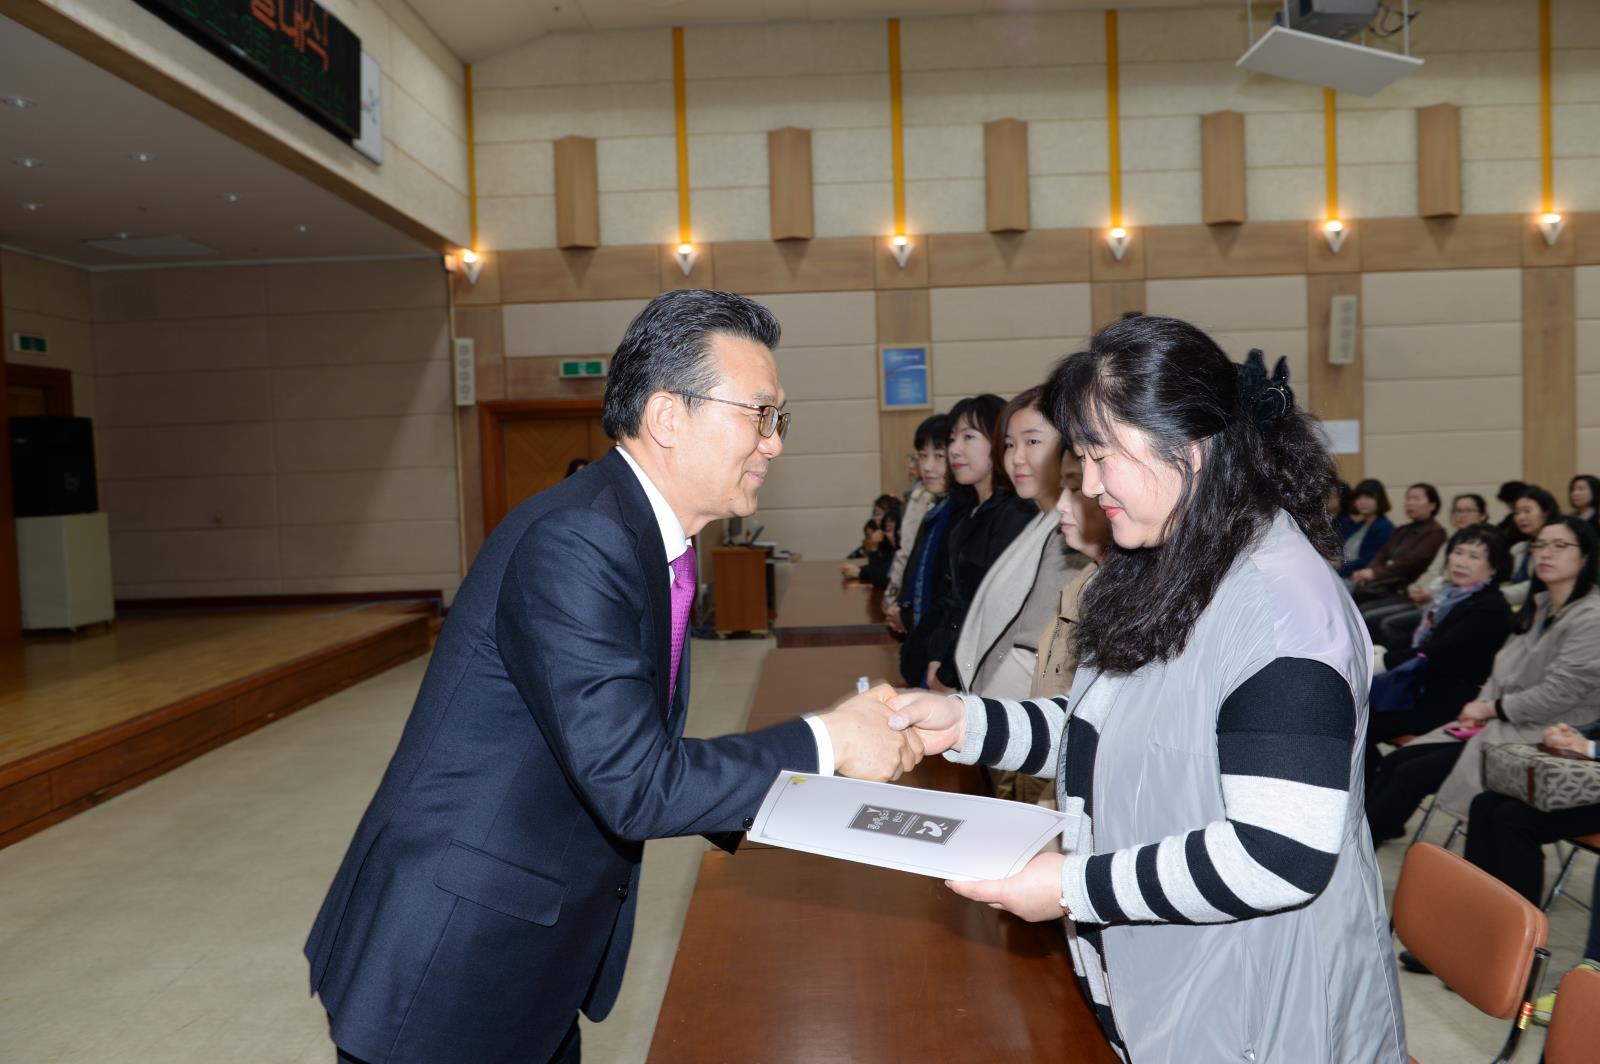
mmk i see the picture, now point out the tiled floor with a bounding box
[0,639,1589,1062]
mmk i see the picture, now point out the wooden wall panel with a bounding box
[1360,215,1522,272]
[452,253,502,306]
[1522,217,1576,267]
[983,118,1030,234]
[1306,273,1364,482]
[768,128,815,241]
[1090,227,1145,282]
[455,306,505,402]
[874,237,930,289]
[926,230,1091,287]
[1090,281,1147,331]
[553,135,601,249]
[1522,267,1576,492]
[1200,110,1246,225]
[658,243,717,291]
[1415,103,1462,220]
[876,289,932,494]
[1306,220,1362,274]
[1143,222,1307,279]
[1576,212,1600,266]
[714,238,876,294]
[499,246,661,303]
[504,356,612,400]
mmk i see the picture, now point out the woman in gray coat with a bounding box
[890,318,1405,1063]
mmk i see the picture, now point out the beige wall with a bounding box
[29,0,471,246]
[471,1,1600,249]
[90,258,461,600]
[1,249,95,418]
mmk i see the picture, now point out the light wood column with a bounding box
[1307,273,1364,483]
[554,136,600,249]
[768,128,814,241]
[876,289,932,495]
[1416,103,1462,219]
[983,118,1030,234]
[1523,267,1576,490]
[1200,110,1246,225]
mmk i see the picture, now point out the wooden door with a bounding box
[6,365,72,418]
[480,399,611,534]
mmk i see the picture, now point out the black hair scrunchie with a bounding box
[1237,348,1294,430]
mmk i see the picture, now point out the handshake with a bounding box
[815,684,971,782]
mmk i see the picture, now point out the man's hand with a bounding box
[925,661,953,694]
[887,690,966,757]
[820,684,924,781]
[946,852,1068,922]
[1544,722,1592,756]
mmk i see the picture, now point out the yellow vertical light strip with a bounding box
[1538,0,1553,213]
[887,18,907,237]
[1323,88,1339,220]
[464,63,479,250]
[672,27,692,246]
[1104,10,1122,228]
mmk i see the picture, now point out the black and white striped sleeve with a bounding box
[1060,657,1354,925]
[942,692,1068,777]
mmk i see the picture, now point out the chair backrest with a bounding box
[1543,966,1600,1064]
[1392,843,1549,1019]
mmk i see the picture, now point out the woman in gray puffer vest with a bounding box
[890,317,1406,1063]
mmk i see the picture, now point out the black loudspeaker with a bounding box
[10,416,98,517]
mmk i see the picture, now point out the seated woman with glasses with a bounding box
[1504,486,1562,607]
[1366,515,1600,844]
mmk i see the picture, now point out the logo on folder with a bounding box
[847,804,963,846]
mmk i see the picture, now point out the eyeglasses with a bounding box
[676,392,791,440]
[1530,539,1580,554]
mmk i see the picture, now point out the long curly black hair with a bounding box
[1049,315,1338,675]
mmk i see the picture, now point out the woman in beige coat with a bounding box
[1366,514,1600,841]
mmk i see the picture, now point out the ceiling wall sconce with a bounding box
[888,233,913,269]
[1322,218,1347,255]
[460,249,483,285]
[1105,226,1131,262]
[1536,212,1564,247]
[675,242,698,277]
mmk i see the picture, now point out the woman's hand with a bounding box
[946,852,1068,922]
[840,563,862,580]
[925,661,953,694]
[1351,568,1375,586]
[884,601,905,635]
[1458,699,1497,725]
[1408,585,1433,605]
[887,690,966,757]
[1544,723,1592,756]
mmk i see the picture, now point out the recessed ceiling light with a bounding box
[116,232,131,240]
[220,192,241,203]
[14,157,41,169]
[295,223,312,233]
[2,96,36,109]
[22,201,42,211]
[130,151,156,163]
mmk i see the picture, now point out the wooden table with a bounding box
[771,560,894,649]
[647,645,1117,1064]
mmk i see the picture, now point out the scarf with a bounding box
[1411,581,1485,648]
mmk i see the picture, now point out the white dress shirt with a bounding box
[615,447,835,774]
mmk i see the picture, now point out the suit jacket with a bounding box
[304,449,818,1064]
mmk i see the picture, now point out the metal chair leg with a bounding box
[1492,945,1548,1064]
[1408,796,1438,849]
[1443,817,1464,853]
[1543,843,1579,912]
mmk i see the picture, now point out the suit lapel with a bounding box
[598,449,674,721]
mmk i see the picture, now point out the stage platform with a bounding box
[0,603,433,849]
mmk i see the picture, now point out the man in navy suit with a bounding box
[304,290,919,1064]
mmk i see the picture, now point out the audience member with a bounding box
[900,394,1034,688]
[1496,479,1530,545]
[1504,485,1561,606]
[883,415,948,635]
[1569,474,1600,531]
[1364,525,1512,771]
[946,386,1083,698]
[1463,720,1600,1019]
[563,457,589,478]
[844,513,900,587]
[1337,478,1394,577]
[1366,515,1600,842]
[1362,493,1490,653]
[1329,478,1353,532]
[1349,483,1445,599]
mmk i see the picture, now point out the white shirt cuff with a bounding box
[803,714,836,775]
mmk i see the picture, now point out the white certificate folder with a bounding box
[747,771,1082,882]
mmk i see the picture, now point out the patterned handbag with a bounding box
[1483,743,1600,812]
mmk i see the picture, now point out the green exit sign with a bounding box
[10,332,47,355]
[560,359,606,378]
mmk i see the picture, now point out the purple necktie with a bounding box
[668,546,697,708]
